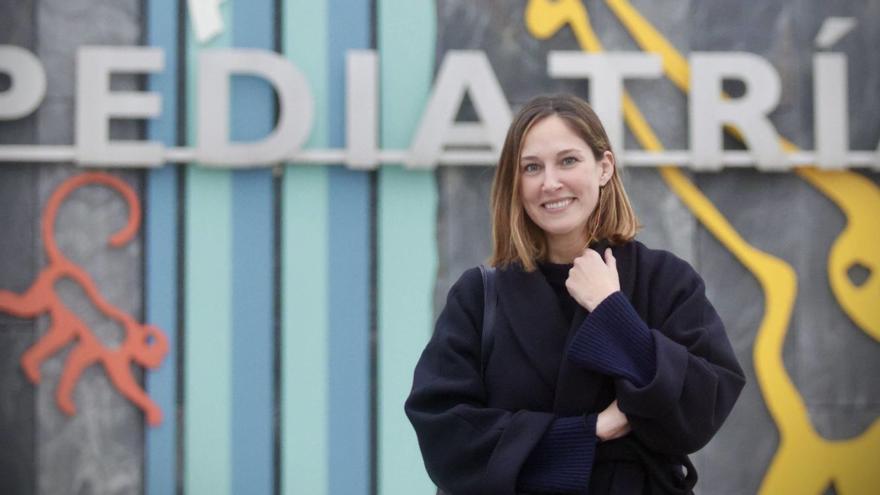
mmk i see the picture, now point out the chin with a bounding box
[539,223,585,237]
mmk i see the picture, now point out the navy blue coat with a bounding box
[405,240,745,494]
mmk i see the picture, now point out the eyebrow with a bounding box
[520,148,584,161]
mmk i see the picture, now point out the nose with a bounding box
[542,166,562,192]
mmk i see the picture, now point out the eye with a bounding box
[561,156,579,167]
[522,162,542,174]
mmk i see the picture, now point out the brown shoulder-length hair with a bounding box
[489,94,639,271]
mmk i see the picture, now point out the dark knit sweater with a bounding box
[517,262,658,493]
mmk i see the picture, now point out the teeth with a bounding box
[543,198,572,210]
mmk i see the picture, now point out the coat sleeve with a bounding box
[566,253,745,455]
[405,268,598,494]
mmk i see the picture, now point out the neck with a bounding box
[545,231,588,264]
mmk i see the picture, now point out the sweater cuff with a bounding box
[518,415,597,494]
[567,291,657,387]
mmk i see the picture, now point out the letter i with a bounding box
[813,17,856,169]
[346,50,379,169]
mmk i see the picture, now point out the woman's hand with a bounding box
[596,400,631,442]
[565,247,620,312]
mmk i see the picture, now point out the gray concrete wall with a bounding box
[1,1,41,493]
[1,1,146,494]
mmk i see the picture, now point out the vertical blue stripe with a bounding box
[231,173,273,495]
[377,1,438,495]
[327,0,369,147]
[328,1,371,494]
[231,0,275,494]
[327,170,370,495]
[145,0,178,494]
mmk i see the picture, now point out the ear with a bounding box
[598,151,615,186]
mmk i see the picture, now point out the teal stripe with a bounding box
[281,167,329,493]
[281,1,330,494]
[284,0,328,149]
[184,167,232,495]
[184,3,233,495]
[378,1,438,495]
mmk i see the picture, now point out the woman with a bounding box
[405,94,745,494]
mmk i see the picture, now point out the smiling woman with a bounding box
[405,94,745,494]
[491,95,639,272]
[518,115,612,264]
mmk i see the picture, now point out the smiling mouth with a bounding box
[542,198,574,211]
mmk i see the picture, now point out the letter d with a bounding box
[197,49,313,167]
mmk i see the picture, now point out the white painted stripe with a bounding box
[2,147,876,169]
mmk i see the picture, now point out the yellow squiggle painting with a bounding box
[524,0,880,493]
[603,0,880,342]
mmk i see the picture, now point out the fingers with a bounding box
[605,247,617,272]
[602,399,620,413]
[575,248,600,262]
[597,399,631,441]
[577,247,613,265]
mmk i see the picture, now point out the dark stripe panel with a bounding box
[327,0,372,494]
[144,0,180,494]
[231,0,276,493]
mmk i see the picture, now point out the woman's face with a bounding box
[518,115,614,249]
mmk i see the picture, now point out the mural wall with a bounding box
[0,1,878,494]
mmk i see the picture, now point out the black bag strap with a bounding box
[437,266,497,495]
[478,264,497,377]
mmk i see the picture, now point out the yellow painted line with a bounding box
[793,167,880,339]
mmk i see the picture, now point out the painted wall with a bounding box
[0,1,878,494]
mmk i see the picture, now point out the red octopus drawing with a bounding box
[0,172,168,426]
